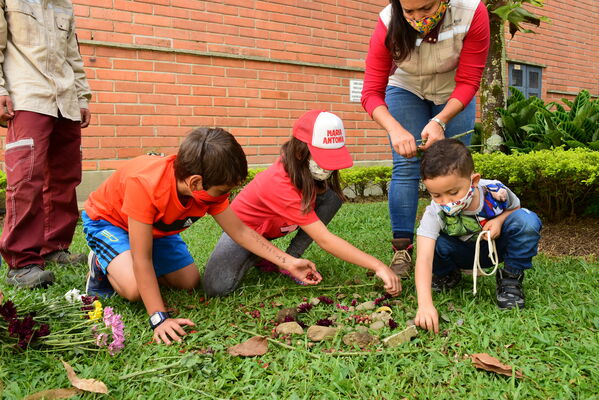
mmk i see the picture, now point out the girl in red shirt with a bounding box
[203,110,401,297]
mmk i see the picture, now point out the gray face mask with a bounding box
[308,159,333,181]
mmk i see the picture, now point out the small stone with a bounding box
[371,312,392,323]
[356,301,376,311]
[275,322,304,335]
[383,325,418,347]
[343,331,378,347]
[367,292,378,298]
[356,325,369,334]
[276,307,298,323]
[309,297,321,306]
[406,319,415,327]
[440,314,450,323]
[370,320,385,330]
[307,326,338,342]
[348,306,355,312]
[456,319,464,326]
[336,293,347,299]
[352,293,361,299]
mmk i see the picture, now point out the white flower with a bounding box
[64,288,82,303]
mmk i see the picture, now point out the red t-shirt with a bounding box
[84,154,229,238]
[231,158,320,239]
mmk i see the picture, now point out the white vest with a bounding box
[380,0,479,105]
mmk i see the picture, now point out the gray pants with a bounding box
[202,188,342,297]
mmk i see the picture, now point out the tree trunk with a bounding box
[479,0,507,152]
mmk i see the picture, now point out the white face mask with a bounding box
[440,183,475,216]
[308,159,333,181]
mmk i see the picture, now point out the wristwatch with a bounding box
[430,117,446,132]
[149,311,170,330]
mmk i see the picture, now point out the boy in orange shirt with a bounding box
[82,127,321,345]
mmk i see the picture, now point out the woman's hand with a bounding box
[284,258,322,285]
[389,128,418,158]
[415,304,439,333]
[420,119,446,150]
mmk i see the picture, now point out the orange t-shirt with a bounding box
[84,155,229,238]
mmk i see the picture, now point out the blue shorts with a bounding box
[81,211,194,277]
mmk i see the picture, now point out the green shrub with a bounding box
[474,148,599,221]
[340,166,391,198]
[498,88,599,152]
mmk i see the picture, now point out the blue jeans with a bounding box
[385,86,476,240]
[433,209,542,276]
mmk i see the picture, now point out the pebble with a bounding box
[382,325,418,347]
[356,301,376,311]
[307,326,338,341]
[343,331,378,347]
[370,320,385,330]
[275,322,304,335]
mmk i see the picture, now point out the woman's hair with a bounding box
[385,0,419,64]
[420,138,474,180]
[174,127,248,189]
[281,137,345,214]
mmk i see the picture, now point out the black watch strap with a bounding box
[149,311,170,330]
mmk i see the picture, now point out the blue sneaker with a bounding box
[85,252,115,298]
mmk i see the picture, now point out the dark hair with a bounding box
[174,127,248,189]
[280,137,345,214]
[420,139,474,180]
[385,0,418,64]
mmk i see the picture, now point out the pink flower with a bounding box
[335,304,349,311]
[103,307,125,355]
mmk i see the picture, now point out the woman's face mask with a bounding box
[405,1,448,36]
[440,183,474,216]
[308,159,333,181]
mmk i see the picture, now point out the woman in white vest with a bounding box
[361,0,490,277]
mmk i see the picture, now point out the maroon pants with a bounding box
[1,111,82,269]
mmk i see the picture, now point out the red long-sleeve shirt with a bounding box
[361,1,490,116]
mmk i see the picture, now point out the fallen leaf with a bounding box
[440,314,450,322]
[471,353,523,378]
[0,290,3,303]
[62,361,109,394]
[227,336,268,357]
[23,388,82,400]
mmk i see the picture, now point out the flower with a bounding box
[87,300,103,321]
[297,303,313,313]
[335,304,349,311]
[0,301,17,321]
[388,319,398,330]
[316,318,334,327]
[64,289,82,303]
[103,307,125,355]
[317,296,334,305]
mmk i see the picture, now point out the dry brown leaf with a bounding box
[23,388,81,400]
[62,361,109,394]
[471,353,523,378]
[0,290,4,303]
[227,336,268,357]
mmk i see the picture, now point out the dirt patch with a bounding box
[538,218,599,258]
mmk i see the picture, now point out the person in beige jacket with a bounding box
[0,0,92,288]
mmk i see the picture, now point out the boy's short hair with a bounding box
[174,127,248,189]
[420,138,474,180]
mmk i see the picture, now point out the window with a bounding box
[508,63,542,98]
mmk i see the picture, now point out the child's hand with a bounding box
[415,305,439,333]
[482,219,502,239]
[153,318,195,345]
[285,259,322,285]
[375,266,402,296]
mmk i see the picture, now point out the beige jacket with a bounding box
[380,0,478,105]
[0,0,91,121]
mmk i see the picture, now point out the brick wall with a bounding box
[73,0,391,172]
[504,0,598,102]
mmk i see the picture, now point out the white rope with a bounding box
[472,230,500,295]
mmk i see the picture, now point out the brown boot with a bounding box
[389,239,413,278]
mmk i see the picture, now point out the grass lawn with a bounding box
[1,201,598,399]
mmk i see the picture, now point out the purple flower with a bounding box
[103,307,125,355]
[297,303,313,313]
[283,315,296,323]
[35,323,51,338]
[350,299,357,307]
[316,318,334,327]
[388,319,398,330]
[335,304,349,311]
[0,301,17,321]
[317,296,334,305]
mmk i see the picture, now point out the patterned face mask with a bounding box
[405,1,448,35]
[440,182,475,216]
[308,159,333,181]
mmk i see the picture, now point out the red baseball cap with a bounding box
[292,110,353,170]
